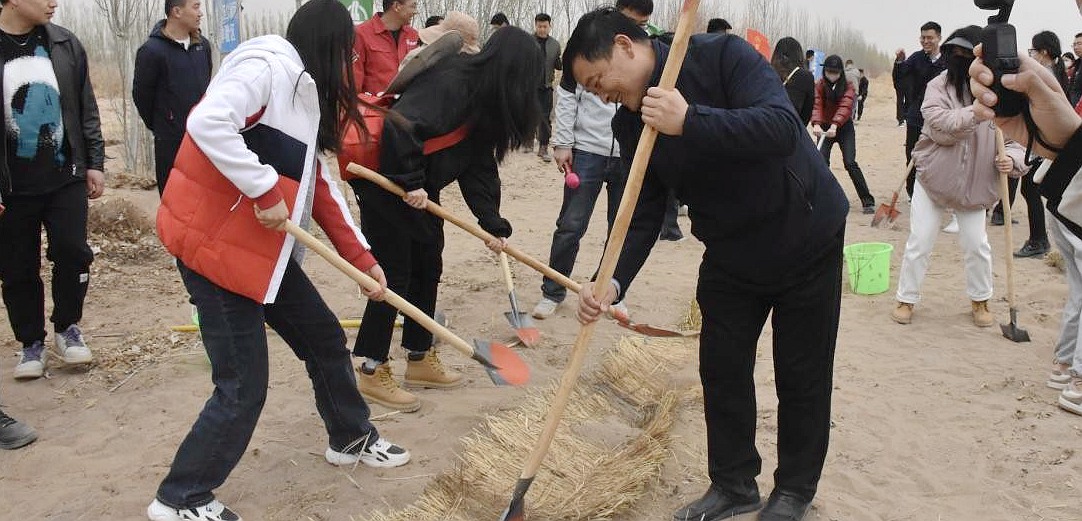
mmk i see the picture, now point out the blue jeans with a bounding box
[541,150,627,303]
[157,260,378,509]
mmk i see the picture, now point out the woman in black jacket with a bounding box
[772,37,816,126]
[348,27,542,411]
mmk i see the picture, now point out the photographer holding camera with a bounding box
[970,0,1082,417]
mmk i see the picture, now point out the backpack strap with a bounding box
[422,124,470,155]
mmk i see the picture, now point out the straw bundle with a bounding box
[1046,250,1066,273]
[363,336,694,521]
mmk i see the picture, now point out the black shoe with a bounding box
[659,233,685,242]
[1014,240,1050,258]
[672,484,762,520]
[990,212,1004,226]
[0,409,38,450]
[758,490,812,521]
[861,204,875,215]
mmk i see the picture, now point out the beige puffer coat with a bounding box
[913,72,1027,211]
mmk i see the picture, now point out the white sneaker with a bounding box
[1059,378,1082,416]
[612,300,629,319]
[13,341,45,380]
[1049,362,1072,390]
[531,298,560,319]
[147,499,242,521]
[942,214,959,234]
[325,437,410,468]
[55,325,92,364]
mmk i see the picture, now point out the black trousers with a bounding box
[895,89,906,124]
[993,164,1048,243]
[0,182,93,346]
[154,136,183,196]
[350,181,443,360]
[856,97,865,121]
[537,87,554,148]
[696,229,843,501]
[820,122,874,207]
[904,124,921,197]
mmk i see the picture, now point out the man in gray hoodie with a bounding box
[532,74,628,319]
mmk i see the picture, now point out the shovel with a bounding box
[499,252,541,346]
[499,1,701,519]
[284,221,530,385]
[346,163,698,338]
[995,128,1030,343]
[872,158,915,227]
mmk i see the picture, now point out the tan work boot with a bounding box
[891,302,914,324]
[357,363,421,412]
[405,350,465,389]
[971,300,994,328]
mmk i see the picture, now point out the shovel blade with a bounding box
[871,203,900,227]
[498,478,533,521]
[473,339,530,386]
[504,312,542,346]
[1000,308,1031,343]
[610,308,700,338]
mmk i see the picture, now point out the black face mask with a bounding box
[948,53,974,73]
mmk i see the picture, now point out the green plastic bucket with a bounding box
[843,242,893,295]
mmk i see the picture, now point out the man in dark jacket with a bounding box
[533,12,561,162]
[894,21,945,197]
[0,0,105,385]
[857,69,869,121]
[133,0,212,195]
[566,8,847,521]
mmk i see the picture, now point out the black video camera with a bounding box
[976,0,1024,116]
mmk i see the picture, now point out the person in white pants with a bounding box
[1048,217,1082,415]
[890,26,1027,327]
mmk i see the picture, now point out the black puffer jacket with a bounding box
[355,56,512,243]
[0,23,104,204]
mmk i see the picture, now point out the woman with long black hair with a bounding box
[813,54,876,214]
[149,2,408,520]
[348,27,542,412]
[771,37,816,126]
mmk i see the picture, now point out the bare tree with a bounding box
[94,0,156,182]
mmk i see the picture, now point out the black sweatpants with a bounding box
[904,124,921,198]
[537,87,554,149]
[696,229,843,501]
[349,181,443,360]
[0,181,94,346]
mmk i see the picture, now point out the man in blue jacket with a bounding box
[566,8,847,521]
[133,0,212,195]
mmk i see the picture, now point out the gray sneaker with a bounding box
[0,409,38,450]
[13,340,46,380]
[56,324,93,364]
[1059,378,1082,416]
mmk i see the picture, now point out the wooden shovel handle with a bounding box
[994,127,1017,308]
[499,252,516,294]
[347,163,582,292]
[283,221,477,358]
[515,0,702,482]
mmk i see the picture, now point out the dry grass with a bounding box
[1046,250,1066,273]
[680,299,701,331]
[364,336,694,521]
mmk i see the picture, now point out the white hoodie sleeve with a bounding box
[186,58,281,204]
[552,84,578,149]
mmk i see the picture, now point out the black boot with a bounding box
[758,490,812,521]
[672,483,761,520]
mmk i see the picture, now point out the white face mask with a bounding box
[825,72,841,83]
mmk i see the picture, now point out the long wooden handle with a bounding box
[283,221,477,357]
[347,163,582,292]
[516,0,701,481]
[995,128,1017,308]
[499,252,516,294]
[898,158,916,193]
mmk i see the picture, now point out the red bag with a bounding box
[338,93,469,180]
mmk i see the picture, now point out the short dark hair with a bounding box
[165,0,187,17]
[490,12,509,26]
[563,7,649,83]
[806,49,815,59]
[615,0,654,16]
[535,13,552,24]
[1076,32,1082,39]
[920,21,942,35]
[424,15,444,28]
[706,18,731,34]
